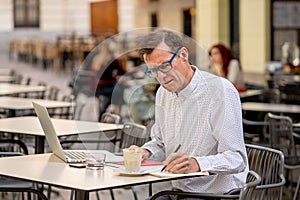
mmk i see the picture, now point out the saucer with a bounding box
[112,169,149,176]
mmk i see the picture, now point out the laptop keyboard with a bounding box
[64,151,86,162]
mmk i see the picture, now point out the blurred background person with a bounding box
[208,43,245,91]
[91,41,126,120]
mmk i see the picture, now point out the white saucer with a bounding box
[112,169,149,176]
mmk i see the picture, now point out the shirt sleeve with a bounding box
[227,60,241,85]
[141,123,166,161]
[195,83,248,173]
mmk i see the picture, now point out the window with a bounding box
[271,0,300,61]
[151,13,158,28]
[183,9,192,37]
[14,0,39,28]
[230,0,240,59]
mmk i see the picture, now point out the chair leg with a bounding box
[131,186,138,200]
[96,191,100,200]
[47,185,52,199]
[293,174,300,200]
[149,183,152,196]
[110,189,115,200]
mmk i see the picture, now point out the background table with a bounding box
[0,116,122,153]
[242,102,300,114]
[0,96,73,117]
[0,83,45,96]
[0,75,15,83]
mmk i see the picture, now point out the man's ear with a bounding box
[180,47,189,61]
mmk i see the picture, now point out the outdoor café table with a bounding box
[0,96,73,117]
[0,83,45,96]
[239,89,262,102]
[0,153,208,200]
[0,116,122,154]
[0,75,16,83]
[242,102,300,114]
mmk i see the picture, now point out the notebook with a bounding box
[32,102,123,163]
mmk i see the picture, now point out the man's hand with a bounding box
[128,145,151,160]
[163,152,200,174]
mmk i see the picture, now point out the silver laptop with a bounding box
[32,102,123,163]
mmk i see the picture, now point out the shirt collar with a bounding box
[177,65,199,101]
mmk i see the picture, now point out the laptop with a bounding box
[32,102,123,163]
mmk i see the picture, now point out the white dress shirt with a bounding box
[142,66,248,194]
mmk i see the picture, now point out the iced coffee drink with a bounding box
[123,147,143,172]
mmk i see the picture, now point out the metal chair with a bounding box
[0,139,47,200]
[118,121,149,151]
[265,112,300,199]
[150,144,285,200]
[242,118,269,143]
[47,86,60,100]
[246,143,286,199]
[149,170,261,200]
[97,112,122,151]
[115,122,148,200]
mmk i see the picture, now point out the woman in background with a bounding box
[208,43,245,90]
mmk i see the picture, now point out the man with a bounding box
[132,28,248,196]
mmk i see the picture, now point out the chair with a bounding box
[97,112,122,150]
[265,112,300,199]
[111,122,148,200]
[242,118,269,143]
[47,86,60,100]
[149,170,261,200]
[246,143,286,199]
[0,139,47,200]
[150,144,285,200]
[53,94,82,120]
[34,81,47,99]
[118,122,148,150]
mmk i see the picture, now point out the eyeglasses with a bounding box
[145,47,182,78]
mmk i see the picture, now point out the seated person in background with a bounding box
[91,41,126,120]
[208,43,245,91]
[130,29,248,197]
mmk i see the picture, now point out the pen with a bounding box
[161,144,182,172]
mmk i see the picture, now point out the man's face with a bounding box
[145,48,188,93]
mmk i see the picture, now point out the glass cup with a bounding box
[122,148,143,172]
[85,152,106,170]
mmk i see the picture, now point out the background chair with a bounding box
[66,121,147,200]
[117,121,149,152]
[97,112,122,151]
[242,118,269,144]
[245,143,286,199]
[265,112,300,199]
[149,170,261,200]
[0,139,45,200]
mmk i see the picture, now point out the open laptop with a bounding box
[32,102,123,163]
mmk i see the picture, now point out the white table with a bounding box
[0,68,13,75]
[0,75,15,83]
[0,83,46,96]
[0,96,74,117]
[0,154,206,200]
[0,116,122,153]
[239,89,262,101]
[242,102,300,114]
[0,96,73,117]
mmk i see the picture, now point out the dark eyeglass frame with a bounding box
[145,47,182,78]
